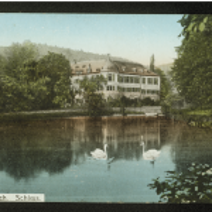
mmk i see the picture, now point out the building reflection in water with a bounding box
[0,118,163,181]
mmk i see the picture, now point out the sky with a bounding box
[0,13,183,66]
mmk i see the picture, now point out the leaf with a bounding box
[199,194,204,199]
[187,22,195,32]
[199,22,205,32]
[203,16,208,24]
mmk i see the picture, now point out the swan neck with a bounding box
[104,145,108,159]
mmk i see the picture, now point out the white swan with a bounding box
[140,136,161,161]
[90,144,108,160]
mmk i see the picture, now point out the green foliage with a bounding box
[108,96,160,108]
[178,15,212,40]
[79,75,112,116]
[148,163,212,203]
[161,93,184,113]
[171,15,212,111]
[171,32,212,108]
[150,54,155,72]
[154,68,171,101]
[3,42,39,79]
[79,75,107,93]
[0,111,89,122]
[37,52,72,109]
[0,43,73,112]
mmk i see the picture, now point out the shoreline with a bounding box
[0,113,166,123]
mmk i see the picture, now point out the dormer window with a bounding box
[132,68,137,72]
[122,67,126,72]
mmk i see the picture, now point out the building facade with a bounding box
[71,55,160,102]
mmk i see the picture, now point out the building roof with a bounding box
[71,55,158,77]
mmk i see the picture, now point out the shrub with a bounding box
[148,163,212,203]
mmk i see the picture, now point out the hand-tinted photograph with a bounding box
[0,13,212,203]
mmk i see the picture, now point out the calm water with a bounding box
[1,117,212,202]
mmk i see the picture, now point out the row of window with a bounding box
[75,66,139,72]
[118,76,140,83]
[118,76,158,85]
[74,75,159,85]
[108,74,159,85]
[106,86,159,94]
[118,87,159,94]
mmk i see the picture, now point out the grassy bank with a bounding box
[169,108,212,128]
[0,108,157,122]
[0,111,90,122]
[186,109,211,116]
[170,108,211,116]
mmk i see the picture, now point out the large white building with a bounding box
[71,55,160,102]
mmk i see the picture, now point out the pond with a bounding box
[0,117,212,202]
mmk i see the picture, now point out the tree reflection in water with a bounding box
[170,123,212,173]
[0,117,184,181]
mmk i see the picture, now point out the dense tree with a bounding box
[172,31,212,108]
[37,52,72,109]
[171,15,212,109]
[178,15,212,40]
[3,42,39,79]
[150,54,155,72]
[79,75,111,116]
[0,43,41,111]
[154,68,171,101]
[0,43,73,112]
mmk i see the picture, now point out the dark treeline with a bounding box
[0,41,72,112]
[0,41,144,114]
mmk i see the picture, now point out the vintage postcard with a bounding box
[0,12,212,204]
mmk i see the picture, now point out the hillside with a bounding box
[0,42,132,64]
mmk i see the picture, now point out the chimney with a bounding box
[74,59,77,64]
[107,54,111,61]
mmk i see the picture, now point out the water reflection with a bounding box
[0,118,164,181]
[170,124,212,173]
[1,118,212,183]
